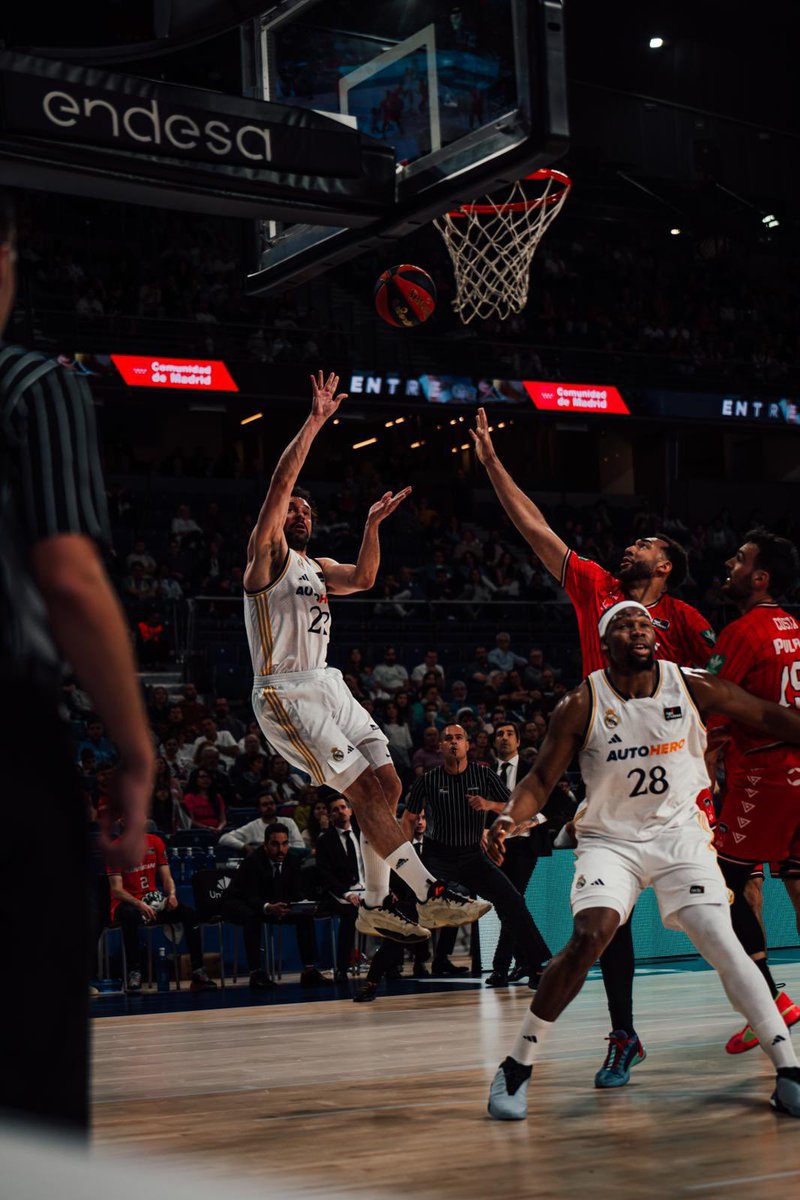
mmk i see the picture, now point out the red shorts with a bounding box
[714,766,800,864]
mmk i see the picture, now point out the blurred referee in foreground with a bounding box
[401,724,550,983]
[0,191,153,1133]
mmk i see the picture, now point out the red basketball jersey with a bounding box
[707,603,800,774]
[107,833,168,918]
[561,550,717,674]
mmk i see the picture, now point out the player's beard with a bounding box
[618,560,653,585]
[286,526,310,550]
[623,647,655,673]
[722,572,753,603]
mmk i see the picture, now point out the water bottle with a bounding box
[156,946,170,993]
[185,847,194,878]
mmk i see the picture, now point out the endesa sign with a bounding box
[111,355,238,392]
[524,381,630,415]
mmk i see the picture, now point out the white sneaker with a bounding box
[356,897,431,944]
[417,882,492,929]
[488,1057,532,1120]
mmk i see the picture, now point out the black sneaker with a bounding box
[432,959,470,977]
[508,964,528,983]
[190,969,218,993]
[356,895,431,944]
[300,967,331,988]
[417,882,492,929]
[353,982,379,1004]
[249,968,277,990]
[485,971,510,988]
[772,1067,800,1117]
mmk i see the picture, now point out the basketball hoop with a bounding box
[434,168,572,324]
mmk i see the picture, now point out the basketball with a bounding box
[374,264,436,328]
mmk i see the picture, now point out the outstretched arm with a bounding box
[684,668,800,745]
[486,688,587,863]
[244,371,346,592]
[317,488,412,595]
[470,407,569,580]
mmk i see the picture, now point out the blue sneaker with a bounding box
[594,1030,647,1089]
[487,1056,532,1120]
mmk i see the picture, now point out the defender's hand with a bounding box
[310,371,347,423]
[486,817,513,865]
[366,487,412,526]
[469,407,497,466]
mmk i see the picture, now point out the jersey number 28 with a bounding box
[627,765,669,796]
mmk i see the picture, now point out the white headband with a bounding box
[598,600,652,640]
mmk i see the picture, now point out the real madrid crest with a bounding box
[603,707,620,729]
[331,747,344,762]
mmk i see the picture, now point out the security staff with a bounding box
[401,724,550,984]
[0,190,153,1132]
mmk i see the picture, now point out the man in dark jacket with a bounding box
[220,822,328,988]
[315,796,363,980]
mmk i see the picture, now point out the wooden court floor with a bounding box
[92,964,800,1200]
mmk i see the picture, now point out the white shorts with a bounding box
[570,816,730,931]
[252,667,392,792]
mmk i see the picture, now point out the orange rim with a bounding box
[445,167,572,218]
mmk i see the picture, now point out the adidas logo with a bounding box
[523,1034,538,1043]
[590,878,605,886]
[395,858,408,869]
[772,1034,787,1045]
[608,734,622,744]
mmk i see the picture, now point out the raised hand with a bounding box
[310,370,347,423]
[366,487,413,526]
[469,406,497,466]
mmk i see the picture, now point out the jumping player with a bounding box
[708,530,800,1052]
[243,371,489,944]
[485,602,800,1120]
[471,407,716,1086]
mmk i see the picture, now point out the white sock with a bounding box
[510,1009,554,1067]
[360,833,392,907]
[384,841,437,902]
[677,903,799,1072]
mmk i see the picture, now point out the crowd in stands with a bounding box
[12,191,800,389]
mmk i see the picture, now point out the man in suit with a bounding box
[472,721,552,987]
[315,796,364,980]
[220,822,328,988]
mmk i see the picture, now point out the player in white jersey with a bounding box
[484,600,800,1120]
[243,370,490,946]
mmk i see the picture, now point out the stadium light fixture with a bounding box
[762,213,780,228]
[649,36,665,49]
[670,227,681,236]
[352,437,378,450]
[240,411,263,425]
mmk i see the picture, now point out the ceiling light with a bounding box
[649,36,664,49]
[352,437,378,450]
[385,420,395,427]
[240,412,263,425]
[670,227,681,236]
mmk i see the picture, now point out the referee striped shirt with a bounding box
[0,344,110,681]
[405,762,510,848]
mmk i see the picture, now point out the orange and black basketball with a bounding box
[374,264,437,328]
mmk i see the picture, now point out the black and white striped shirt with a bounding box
[405,762,510,848]
[0,344,110,682]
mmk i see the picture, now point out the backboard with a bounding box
[243,0,568,294]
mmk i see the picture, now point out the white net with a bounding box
[434,168,571,324]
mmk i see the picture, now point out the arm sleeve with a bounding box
[561,551,614,603]
[404,774,426,814]
[680,604,717,667]
[9,359,111,546]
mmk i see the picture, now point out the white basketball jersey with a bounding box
[244,552,331,676]
[577,660,709,842]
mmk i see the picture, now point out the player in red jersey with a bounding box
[707,529,800,1052]
[471,407,716,1085]
[107,830,217,993]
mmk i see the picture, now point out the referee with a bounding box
[401,724,551,983]
[0,191,153,1133]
